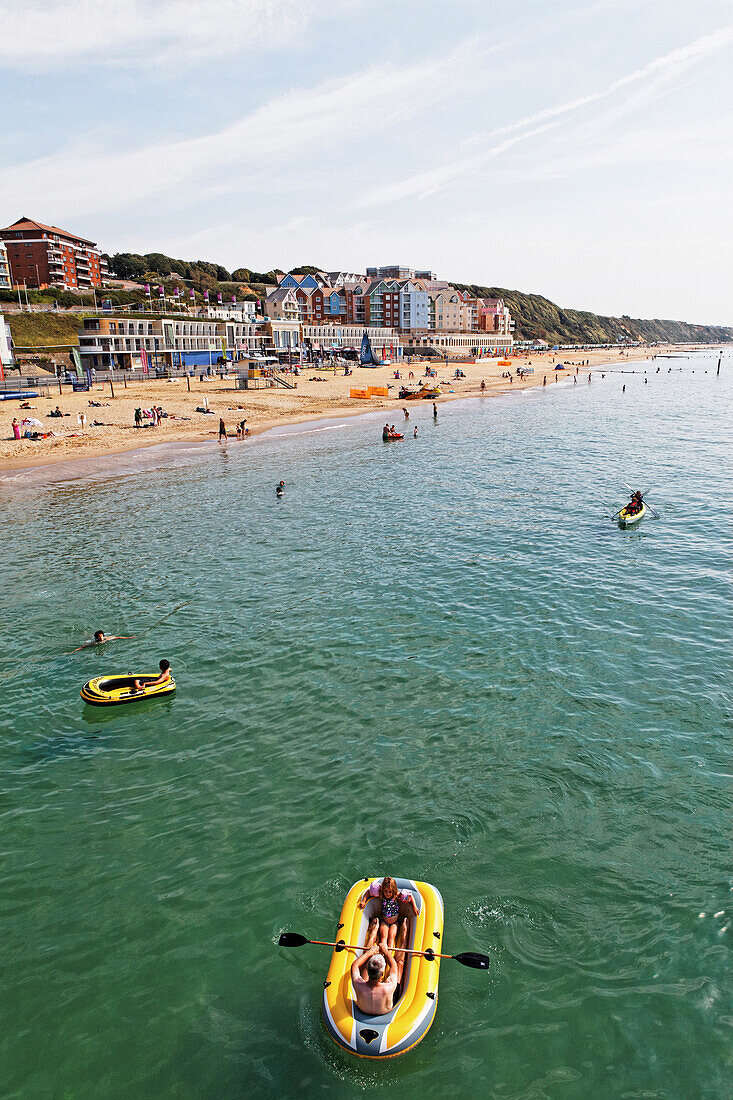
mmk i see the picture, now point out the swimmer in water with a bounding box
[73,629,134,651]
[413,426,418,438]
[276,480,285,496]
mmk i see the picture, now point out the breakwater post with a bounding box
[717,355,721,376]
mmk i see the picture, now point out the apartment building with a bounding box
[0,241,11,289]
[77,314,271,370]
[365,265,437,281]
[478,298,515,337]
[264,287,300,322]
[0,217,107,289]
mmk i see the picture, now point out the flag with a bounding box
[189,289,195,300]
[174,287,179,298]
[231,295,236,304]
[144,284,150,295]
[217,292,223,304]
[140,347,149,373]
[204,290,209,301]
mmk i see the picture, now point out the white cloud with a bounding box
[0,41,480,218]
[353,24,733,209]
[0,0,332,66]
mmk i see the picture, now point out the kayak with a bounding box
[322,877,444,1059]
[80,674,176,706]
[618,502,646,527]
[383,433,404,441]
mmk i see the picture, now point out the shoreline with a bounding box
[0,344,719,482]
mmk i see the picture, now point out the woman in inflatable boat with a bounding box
[358,876,418,952]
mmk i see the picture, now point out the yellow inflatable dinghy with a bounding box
[80,674,176,706]
[322,877,444,1058]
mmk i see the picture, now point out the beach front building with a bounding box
[206,302,257,323]
[478,298,515,338]
[428,289,462,332]
[302,324,402,359]
[402,330,513,357]
[0,242,11,289]
[77,314,276,371]
[366,265,437,281]
[0,217,107,290]
[263,287,301,322]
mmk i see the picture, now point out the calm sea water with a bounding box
[1,355,731,1099]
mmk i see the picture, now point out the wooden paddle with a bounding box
[278,932,491,970]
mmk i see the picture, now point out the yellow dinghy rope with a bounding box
[322,877,444,1059]
[80,674,176,706]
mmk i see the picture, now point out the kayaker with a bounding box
[73,630,134,651]
[134,659,171,693]
[628,490,643,513]
[358,876,418,952]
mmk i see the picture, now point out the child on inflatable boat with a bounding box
[357,876,418,952]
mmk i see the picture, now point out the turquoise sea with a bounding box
[1,354,730,1098]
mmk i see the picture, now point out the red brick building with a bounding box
[0,216,107,290]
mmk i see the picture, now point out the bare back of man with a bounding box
[351,918,409,1016]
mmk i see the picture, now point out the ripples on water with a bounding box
[1,356,731,1098]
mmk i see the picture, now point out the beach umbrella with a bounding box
[21,417,43,429]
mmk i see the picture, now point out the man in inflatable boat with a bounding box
[350,876,420,1015]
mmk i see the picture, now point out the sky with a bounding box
[1,0,731,324]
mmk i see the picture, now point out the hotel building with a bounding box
[77,314,300,371]
[0,217,107,290]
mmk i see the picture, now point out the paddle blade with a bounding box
[278,932,309,947]
[454,952,491,970]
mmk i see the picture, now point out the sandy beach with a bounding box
[0,345,706,472]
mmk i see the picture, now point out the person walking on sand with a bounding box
[218,418,227,444]
[134,407,142,428]
[433,403,438,418]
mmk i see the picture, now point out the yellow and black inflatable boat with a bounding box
[80,674,176,706]
[322,877,444,1059]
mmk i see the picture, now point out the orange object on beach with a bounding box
[350,388,370,399]
[498,359,512,367]
[367,386,388,397]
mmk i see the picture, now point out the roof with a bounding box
[0,216,97,246]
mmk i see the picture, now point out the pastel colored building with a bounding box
[0,216,107,289]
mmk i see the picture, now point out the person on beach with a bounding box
[134,659,171,693]
[72,629,134,651]
[12,417,21,440]
[480,380,486,391]
[351,935,406,1016]
[358,876,418,952]
[276,480,285,496]
[433,403,438,418]
[218,418,227,443]
[134,408,142,428]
